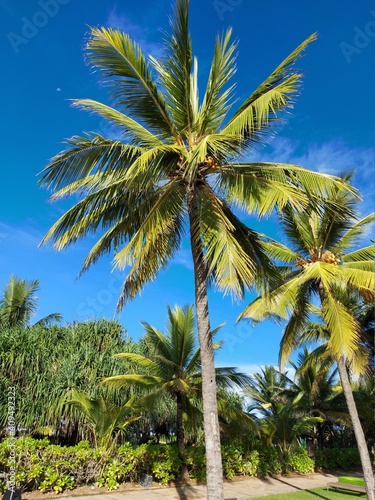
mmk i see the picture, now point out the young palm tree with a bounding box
[38,1,355,496]
[239,186,375,498]
[0,275,61,328]
[65,389,140,450]
[288,348,350,449]
[245,365,322,451]
[101,304,252,477]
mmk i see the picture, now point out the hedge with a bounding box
[0,438,361,494]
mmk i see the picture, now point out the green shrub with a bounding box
[184,445,206,481]
[0,437,343,493]
[314,447,363,470]
[285,448,314,474]
[256,446,283,476]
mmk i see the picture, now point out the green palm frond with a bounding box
[39,134,141,191]
[86,27,176,139]
[215,367,252,389]
[342,245,375,263]
[101,373,164,389]
[220,33,317,143]
[33,313,63,327]
[113,183,185,306]
[71,99,163,147]
[239,269,312,322]
[153,0,193,134]
[41,169,171,259]
[261,239,300,264]
[198,28,237,135]
[219,163,358,217]
[114,352,161,372]
[198,189,275,298]
[333,213,375,255]
[0,275,39,327]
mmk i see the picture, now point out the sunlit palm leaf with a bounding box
[221,34,317,143]
[86,27,176,139]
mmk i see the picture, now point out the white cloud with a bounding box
[106,8,164,58]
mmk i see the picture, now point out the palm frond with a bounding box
[101,373,164,389]
[220,34,317,144]
[198,189,276,298]
[38,134,141,191]
[71,99,163,147]
[198,28,237,135]
[333,213,374,255]
[113,182,186,307]
[86,27,176,139]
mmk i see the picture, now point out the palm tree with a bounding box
[239,185,375,498]
[0,275,61,328]
[101,304,252,478]
[245,365,322,451]
[65,389,140,449]
[288,348,350,449]
[38,1,355,496]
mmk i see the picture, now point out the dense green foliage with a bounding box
[0,438,318,493]
[0,319,139,439]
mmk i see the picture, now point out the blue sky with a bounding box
[1,0,374,376]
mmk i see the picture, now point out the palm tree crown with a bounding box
[39,5,353,309]
[240,182,374,364]
[0,275,62,328]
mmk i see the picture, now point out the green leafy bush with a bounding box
[284,448,314,474]
[313,447,366,470]
[0,438,350,493]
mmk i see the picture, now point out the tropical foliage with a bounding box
[245,365,323,451]
[0,275,61,328]
[0,319,137,438]
[38,0,356,495]
[239,181,375,497]
[101,304,253,474]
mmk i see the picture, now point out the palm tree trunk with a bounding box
[187,186,224,500]
[336,356,374,500]
[176,391,189,482]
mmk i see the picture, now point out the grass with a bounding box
[338,476,365,487]
[247,487,366,500]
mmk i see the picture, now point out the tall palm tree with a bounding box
[0,275,61,328]
[101,304,252,477]
[38,2,355,496]
[239,185,375,498]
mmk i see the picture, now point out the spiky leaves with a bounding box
[66,389,140,449]
[102,305,250,456]
[0,275,62,328]
[239,188,375,365]
[86,27,176,140]
[221,33,317,146]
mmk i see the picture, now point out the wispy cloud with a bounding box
[253,136,374,218]
[172,248,194,270]
[106,8,164,58]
